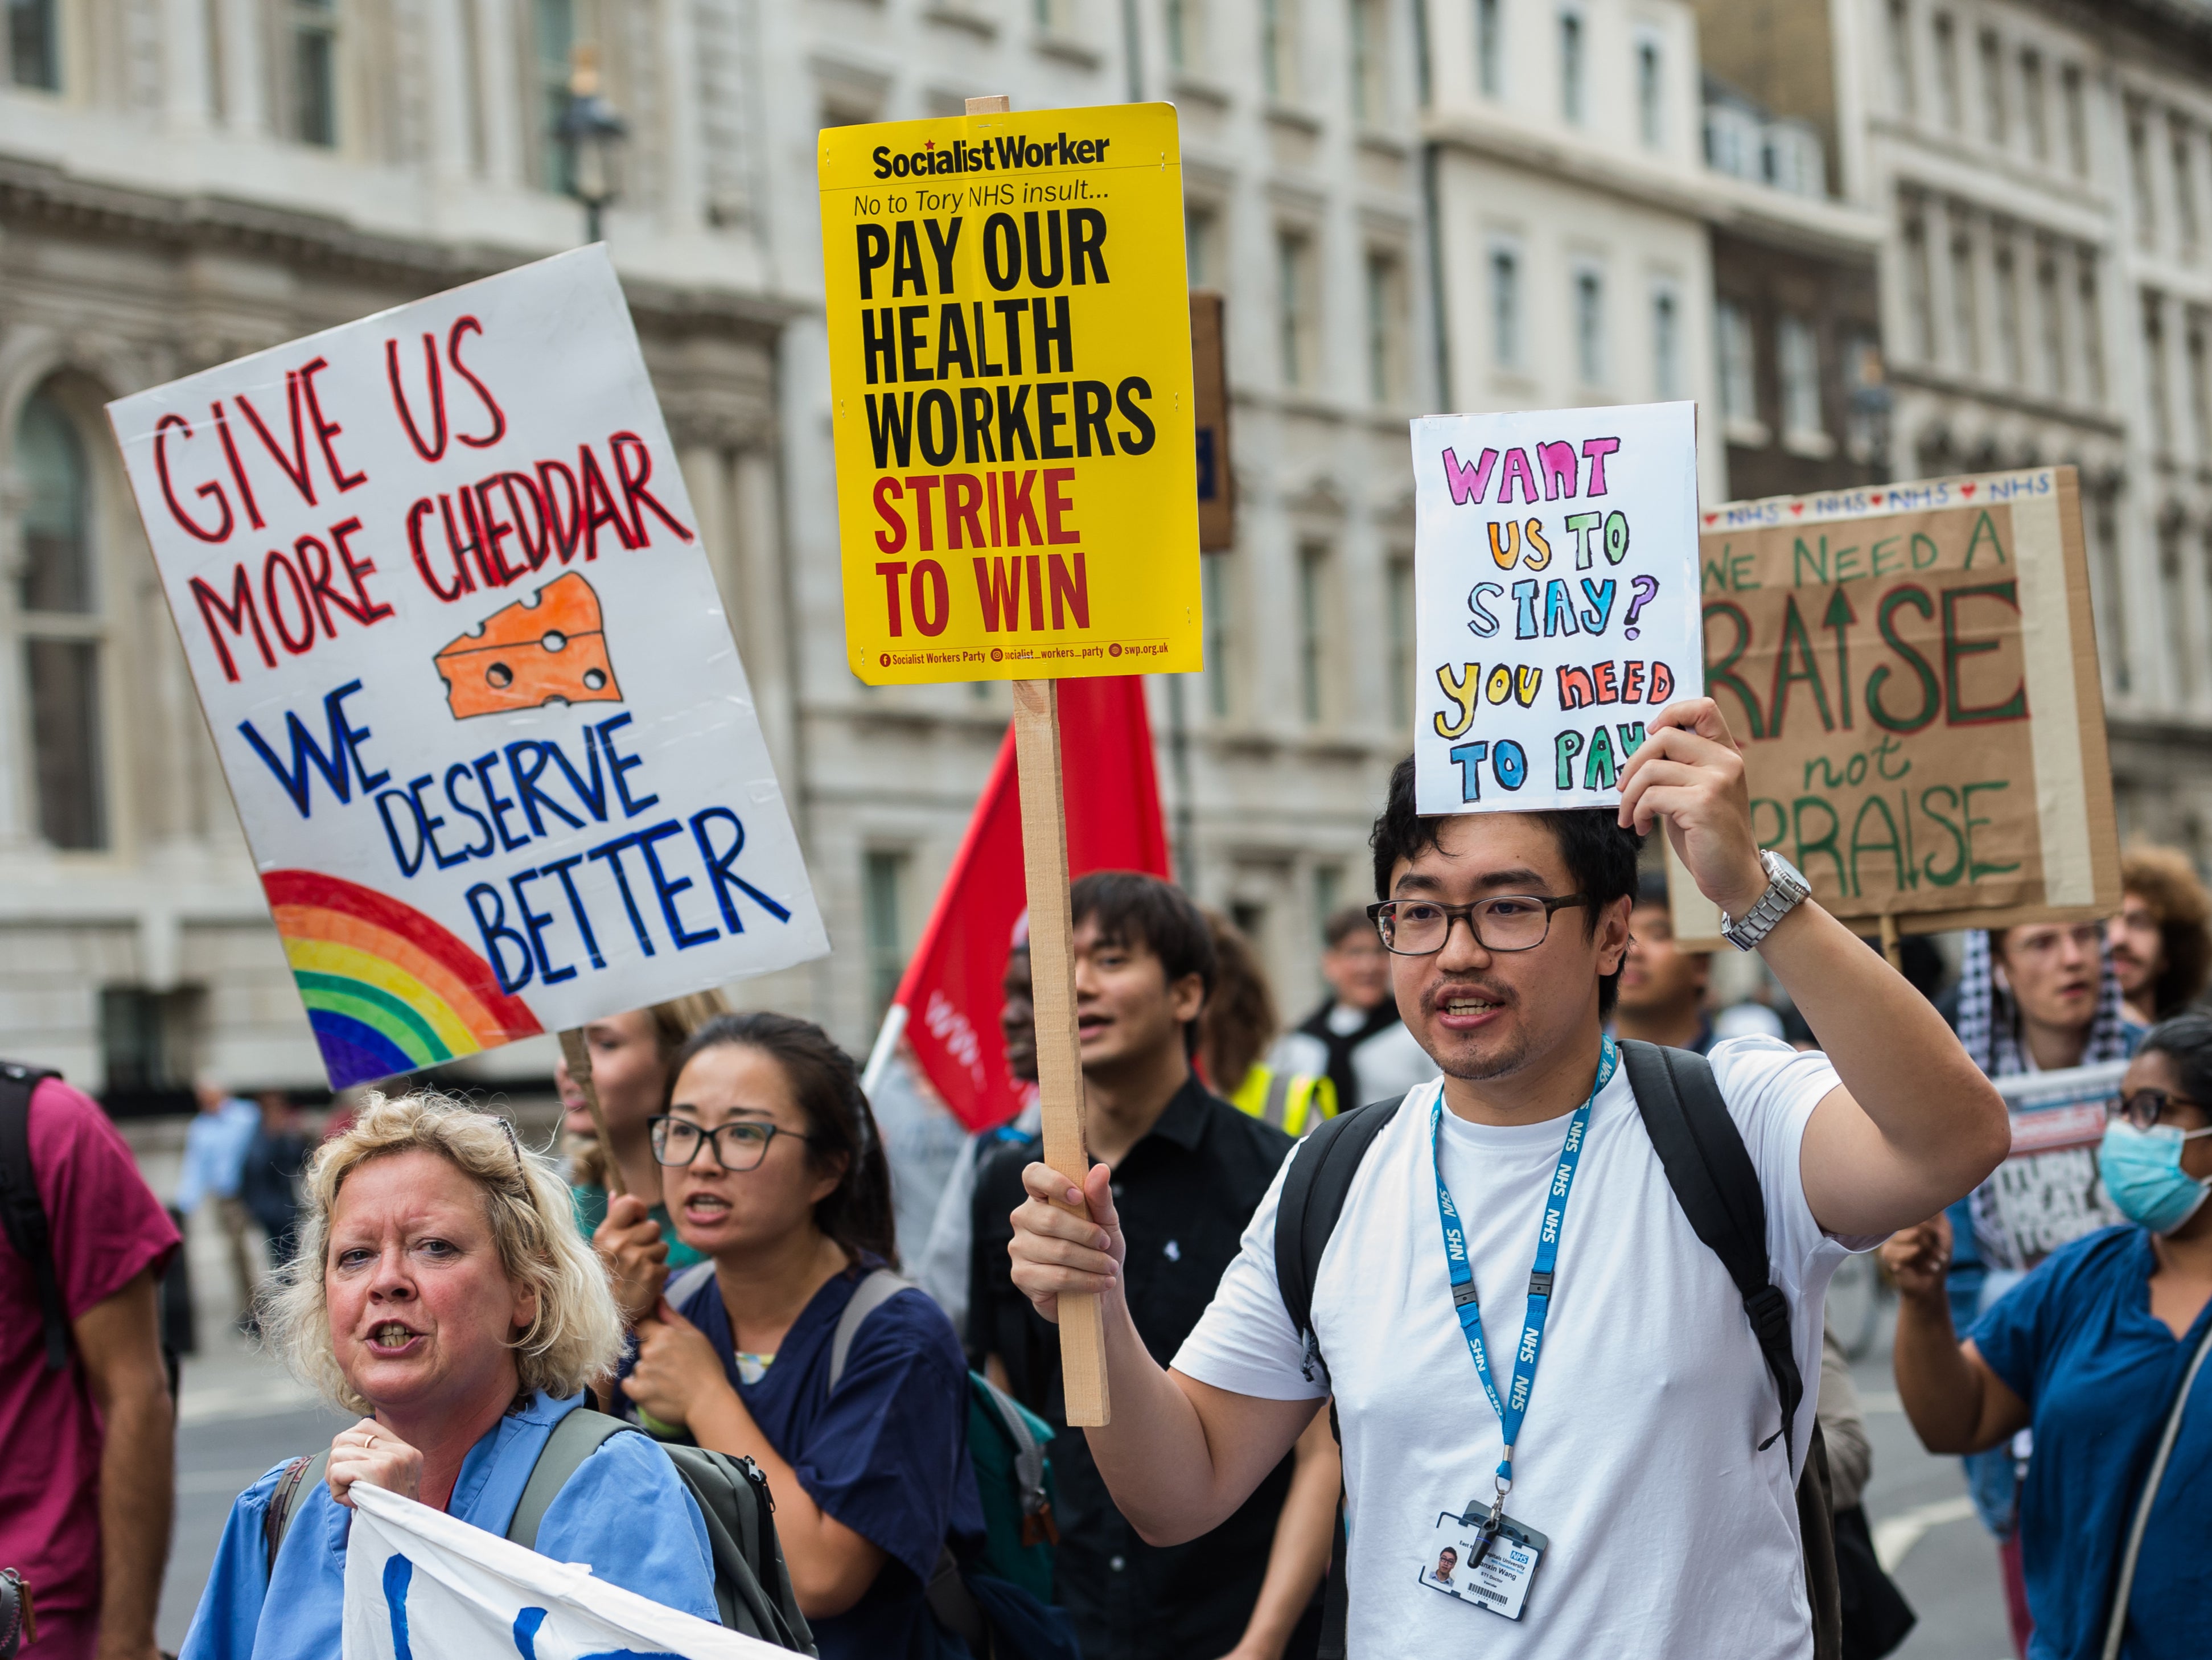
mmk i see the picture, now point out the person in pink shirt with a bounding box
[0,1067,179,1660]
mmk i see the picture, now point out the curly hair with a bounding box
[260,1090,624,1415]
[2122,848,2212,1018]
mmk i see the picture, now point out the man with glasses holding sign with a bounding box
[1001,698,2012,1657]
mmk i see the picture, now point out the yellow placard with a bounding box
[819,104,1201,683]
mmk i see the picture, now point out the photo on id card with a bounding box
[1417,1506,1547,1621]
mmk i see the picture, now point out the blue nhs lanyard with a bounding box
[1429,1036,1615,1502]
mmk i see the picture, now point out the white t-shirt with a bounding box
[1172,1036,1866,1660]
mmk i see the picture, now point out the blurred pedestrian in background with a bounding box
[1614,870,1716,1053]
[1,1063,179,1660]
[971,874,1338,1660]
[183,1092,721,1660]
[916,925,1040,1326]
[2110,848,2212,1026]
[239,1092,308,1273]
[564,993,730,1272]
[1200,909,1335,1137]
[1885,1010,2212,1660]
[610,1013,981,1660]
[178,1079,262,1324]
[1944,922,2143,1654]
[1269,905,1436,1112]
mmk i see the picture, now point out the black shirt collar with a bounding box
[1137,1073,1215,1154]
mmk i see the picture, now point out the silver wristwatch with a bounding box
[1718,850,1812,951]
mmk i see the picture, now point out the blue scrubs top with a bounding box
[1973,1225,2212,1660]
[179,1388,719,1660]
[628,1257,983,1660]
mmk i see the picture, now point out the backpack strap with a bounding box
[509,1406,634,1550]
[828,1268,915,1392]
[0,1062,67,1371]
[973,1370,1058,1542]
[1273,1098,1404,1388]
[1617,1039,1803,1464]
[264,1449,331,1576]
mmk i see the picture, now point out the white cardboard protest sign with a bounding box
[108,248,827,1091]
[343,1481,782,1660]
[1412,402,1701,815]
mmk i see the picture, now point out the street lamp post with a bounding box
[557,46,627,245]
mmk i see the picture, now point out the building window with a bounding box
[1977,29,2004,146]
[1886,0,1913,118]
[536,1,575,191]
[1559,9,1584,125]
[1167,0,1206,71]
[15,385,106,850]
[1950,229,1980,373]
[2080,262,2106,402]
[1202,553,1232,717]
[7,0,57,88]
[1717,299,1757,427]
[1387,556,1413,728]
[2131,113,2156,250]
[1903,211,1935,360]
[1636,37,1662,149]
[1933,14,1959,132]
[1778,315,1822,437]
[1297,543,1330,724]
[1263,0,1301,102]
[1350,0,1385,122]
[1573,266,1604,386]
[2037,253,2066,398]
[2147,299,2172,455]
[1651,285,1681,398]
[1186,203,1219,287]
[2174,121,2199,260]
[2062,64,2087,177]
[1276,229,1315,388]
[2020,50,2046,162]
[2190,320,2211,461]
[1490,243,1522,369]
[99,988,200,1105]
[1993,241,2022,386]
[289,0,339,146]
[2092,489,2127,693]
[2160,527,2192,703]
[862,849,909,1020]
[1364,250,1405,404]
[1313,865,1344,940]
[1476,0,1502,98]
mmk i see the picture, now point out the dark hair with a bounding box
[1070,870,1217,1055]
[2138,1012,2212,1106]
[1369,755,1643,1018]
[1198,907,1277,1091]
[671,1012,899,1268]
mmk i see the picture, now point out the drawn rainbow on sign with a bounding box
[262,870,544,1088]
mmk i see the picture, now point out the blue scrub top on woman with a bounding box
[179,1388,720,1660]
[628,1256,983,1660]
[1973,1225,2212,1660]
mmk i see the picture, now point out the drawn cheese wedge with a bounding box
[434,572,622,720]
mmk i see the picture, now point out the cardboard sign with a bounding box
[108,248,827,1091]
[1412,402,1701,815]
[1973,1061,2129,1271]
[1670,466,2119,944]
[818,102,1202,683]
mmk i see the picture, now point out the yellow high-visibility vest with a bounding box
[1229,1064,1339,1139]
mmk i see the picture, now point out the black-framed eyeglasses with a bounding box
[649,1115,819,1170]
[2112,1090,2212,1135]
[1367,895,1592,957]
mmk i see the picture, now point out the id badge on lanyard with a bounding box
[1412,1038,1614,1622]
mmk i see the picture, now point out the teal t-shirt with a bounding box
[570,1182,708,1269]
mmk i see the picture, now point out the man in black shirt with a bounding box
[971,872,1337,1660]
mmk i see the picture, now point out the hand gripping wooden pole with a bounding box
[558,1026,624,1199]
[1012,679,1111,1425]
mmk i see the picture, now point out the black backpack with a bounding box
[265,1407,815,1653]
[1274,1039,1840,1660]
[0,1062,67,1373]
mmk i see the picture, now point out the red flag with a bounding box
[874,677,1170,1130]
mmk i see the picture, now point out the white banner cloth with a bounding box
[341,1481,786,1660]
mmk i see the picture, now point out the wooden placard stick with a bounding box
[558,1026,624,1199]
[1012,679,1111,1425]
[1878,913,1903,973]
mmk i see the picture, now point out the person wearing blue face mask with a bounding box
[1884,1012,2212,1660]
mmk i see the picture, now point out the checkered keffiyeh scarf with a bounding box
[1953,928,2132,1080]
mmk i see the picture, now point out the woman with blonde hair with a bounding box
[562,991,729,1272]
[179,1092,719,1660]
